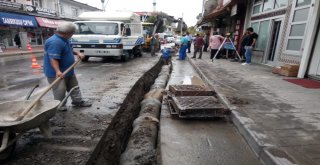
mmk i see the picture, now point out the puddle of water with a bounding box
[182,75,206,86]
[191,75,206,86]
[182,76,192,85]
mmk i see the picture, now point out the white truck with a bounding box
[71,11,144,61]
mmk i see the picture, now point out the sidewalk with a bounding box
[188,52,320,165]
[160,58,260,165]
[0,46,44,58]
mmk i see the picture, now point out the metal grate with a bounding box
[168,96,229,118]
[169,85,215,96]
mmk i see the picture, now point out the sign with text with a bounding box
[24,5,57,17]
[0,12,37,27]
[35,17,63,28]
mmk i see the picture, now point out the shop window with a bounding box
[263,0,274,12]
[275,0,287,8]
[287,39,302,51]
[296,0,311,7]
[253,0,263,14]
[293,7,310,22]
[252,0,287,15]
[251,20,270,51]
[285,0,312,53]
[251,22,260,34]
[289,24,306,36]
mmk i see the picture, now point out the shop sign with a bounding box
[0,1,23,10]
[0,12,37,27]
[35,17,63,28]
[24,5,57,17]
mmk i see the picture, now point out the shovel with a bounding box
[14,59,81,121]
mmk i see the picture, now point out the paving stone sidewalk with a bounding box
[187,52,320,165]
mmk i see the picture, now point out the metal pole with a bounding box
[101,0,105,11]
[180,13,183,36]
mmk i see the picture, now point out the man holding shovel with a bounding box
[43,22,92,111]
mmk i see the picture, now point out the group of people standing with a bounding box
[177,27,258,66]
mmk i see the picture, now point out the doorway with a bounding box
[267,19,282,64]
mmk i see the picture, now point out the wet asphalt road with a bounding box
[0,54,159,164]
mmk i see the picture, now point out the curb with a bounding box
[0,50,44,58]
[187,57,288,165]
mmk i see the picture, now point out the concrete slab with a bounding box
[160,59,260,165]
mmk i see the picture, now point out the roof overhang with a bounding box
[197,0,236,26]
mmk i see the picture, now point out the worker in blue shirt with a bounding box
[178,34,188,60]
[43,22,92,111]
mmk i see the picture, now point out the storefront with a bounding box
[246,0,288,65]
[0,12,38,47]
[35,17,65,42]
[198,0,247,52]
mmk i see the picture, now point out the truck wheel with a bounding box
[138,46,143,57]
[121,54,129,62]
[82,56,89,62]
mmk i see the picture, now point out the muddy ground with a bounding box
[0,55,159,164]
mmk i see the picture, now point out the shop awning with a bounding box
[197,0,236,26]
[35,17,64,28]
[0,12,37,27]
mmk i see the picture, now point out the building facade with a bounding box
[0,0,99,48]
[198,0,320,79]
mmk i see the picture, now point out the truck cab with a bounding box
[71,11,144,62]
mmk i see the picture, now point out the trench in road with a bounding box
[87,58,164,165]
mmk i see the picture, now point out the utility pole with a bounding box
[180,13,183,36]
[153,0,156,12]
[101,0,105,11]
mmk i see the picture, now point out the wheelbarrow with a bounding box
[0,85,79,160]
[0,59,81,160]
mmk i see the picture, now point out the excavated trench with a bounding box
[87,58,169,165]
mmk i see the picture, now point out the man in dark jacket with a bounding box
[241,27,258,65]
[192,34,205,59]
[14,33,21,49]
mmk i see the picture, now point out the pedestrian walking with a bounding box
[186,32,192,53]
[178,34,188,60]
[14,33,21,49]
[192,34,205,59]
[209,31,224,60]
[150,33,159,56]
[241,27,258,65]
[203,32,209,52]
[43,22,92,111]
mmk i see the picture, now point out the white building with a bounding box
[0,0,100,47]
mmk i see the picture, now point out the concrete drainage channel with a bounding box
[87,58,171,165]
